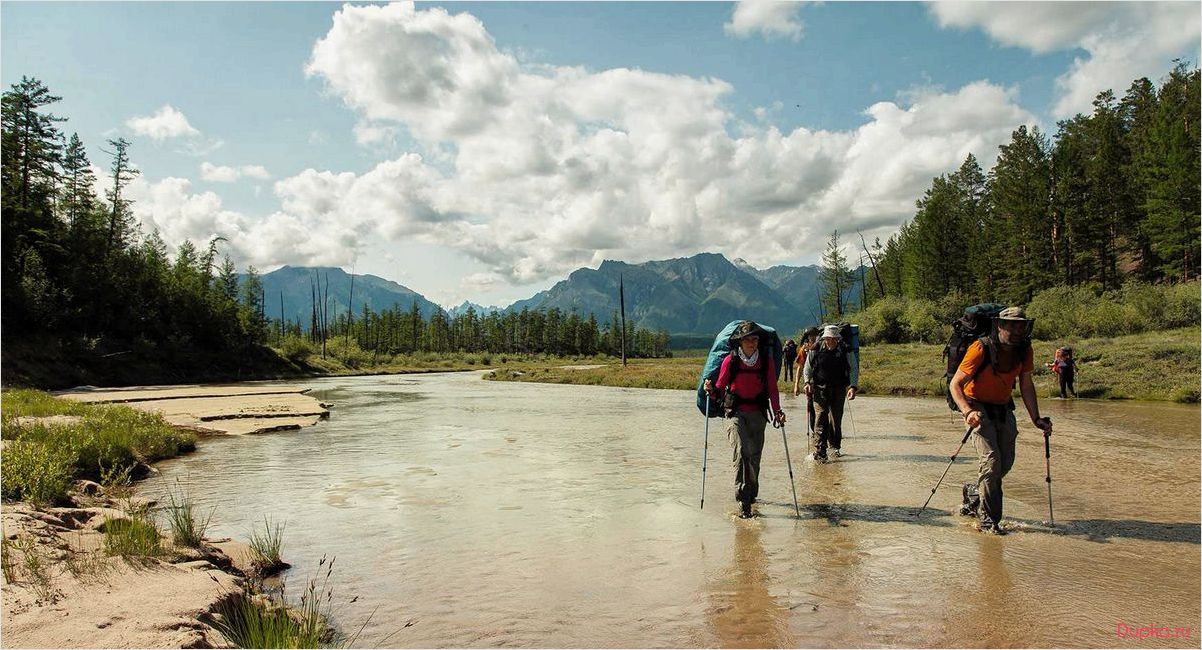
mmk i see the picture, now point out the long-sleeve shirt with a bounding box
[802,343,858,388]
[715,353,781,413]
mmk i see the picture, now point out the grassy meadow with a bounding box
[484,327,1201,403]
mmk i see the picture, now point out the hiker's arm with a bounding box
[711,355,733,396]
[768,358,783,417]
[1019,371,1051,433]
[793,350,805,395]
[950,369,979,427]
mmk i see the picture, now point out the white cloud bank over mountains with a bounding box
[128,1,1184,293]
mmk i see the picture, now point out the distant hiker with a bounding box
[703,321,785,518]
[802,325,858,462]
[792,327,820,434]
[783,339,798,382]
[949,306,1053,535]
[1048,347,1079,398]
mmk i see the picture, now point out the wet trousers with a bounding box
[783,358,796,382]
[727,410,767,506]
[971,404,1019,526]
[1059,371,1076,398]
[812,385,846,456]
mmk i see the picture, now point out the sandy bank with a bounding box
[1,493,253,648]
[54,383,329,436]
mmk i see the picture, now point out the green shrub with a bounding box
[858,296,908,343]
[103,515,163,557]
[902,298,947,344]
[277,335,316,363]
[1,389,91,422]
[1,440,74,505]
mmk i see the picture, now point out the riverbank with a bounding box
[484,327,1201,403]
[0,390,339,647]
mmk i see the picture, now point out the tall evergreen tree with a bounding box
[819,229,856,318]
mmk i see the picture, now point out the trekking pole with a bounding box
[846,397,857,438]
[701,395,710,510]
[773,415,802,518]
[918,426,975,516]
[1043,428,1054,525]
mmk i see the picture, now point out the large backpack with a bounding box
[817,322,860,381]
[695,320,783,418]
[942,303,1005,411]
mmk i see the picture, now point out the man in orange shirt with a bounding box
[949,306,1053,535]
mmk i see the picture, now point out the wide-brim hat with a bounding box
[997,306,1029,321]
[821,325,842,339]
[730,321,766,342]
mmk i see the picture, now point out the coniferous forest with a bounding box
[864,63,1199,305]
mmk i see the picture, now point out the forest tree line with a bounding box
[861,63,1199,307]
[280,284,670,360]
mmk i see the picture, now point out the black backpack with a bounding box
[942,304,1005,412]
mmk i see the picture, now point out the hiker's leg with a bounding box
[828,387,846,450]
[807,394,816,434]
[745,411,767,503]
[972,413,1004,526]
[996,411,1019,521]
[727,416,749,504]
[812,395,830,457]
[1067,373,1076,397]
[1059,374,1067,398]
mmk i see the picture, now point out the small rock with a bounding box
[75,480,102,496]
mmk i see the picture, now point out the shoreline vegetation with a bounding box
[0,391,358,648]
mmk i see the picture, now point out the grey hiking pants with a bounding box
[727,410,767,506]
[812,385,846,456]
[971,405,1019,526]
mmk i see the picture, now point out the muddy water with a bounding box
[140,372,1201,648]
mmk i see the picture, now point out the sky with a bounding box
[2,1,1199,307]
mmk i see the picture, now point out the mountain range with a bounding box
[250,254,863,339]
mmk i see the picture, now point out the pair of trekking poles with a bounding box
[917,422,1054,525]
[700,395,801,518]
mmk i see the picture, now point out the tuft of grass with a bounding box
[0,389,91,421]
[8,535,57,601]
[103,515,163,558]
[0,440,75,506]
[1,536,17,584]
[166,485,214,548]
[211,555,370,649]
[248,517,287,575]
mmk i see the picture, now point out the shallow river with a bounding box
[140,371,1201,648]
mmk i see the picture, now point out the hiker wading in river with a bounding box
[704,322,784,518]
[803,325,858,462]
[949,306,1053,535]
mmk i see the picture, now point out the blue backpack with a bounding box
[695,320,783,417]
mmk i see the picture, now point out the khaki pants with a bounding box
[727,410,767,506]
[971,405,1019,525]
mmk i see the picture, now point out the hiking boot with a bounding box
[979,519,1007,535]
[809,453,829,464]
[831,448,842,457]
[739,502,753,518]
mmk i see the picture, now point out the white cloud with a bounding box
[139,2,1035,288]
[929,2,1201,118]
[724,0,806,42]
[200,162,272,183]
[125,105,201,141]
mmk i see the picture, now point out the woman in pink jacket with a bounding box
[704,321,784,518]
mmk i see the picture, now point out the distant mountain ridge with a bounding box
[252,254,862,337]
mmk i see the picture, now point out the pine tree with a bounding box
[819,230,856,318]
[103,137,139,254]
